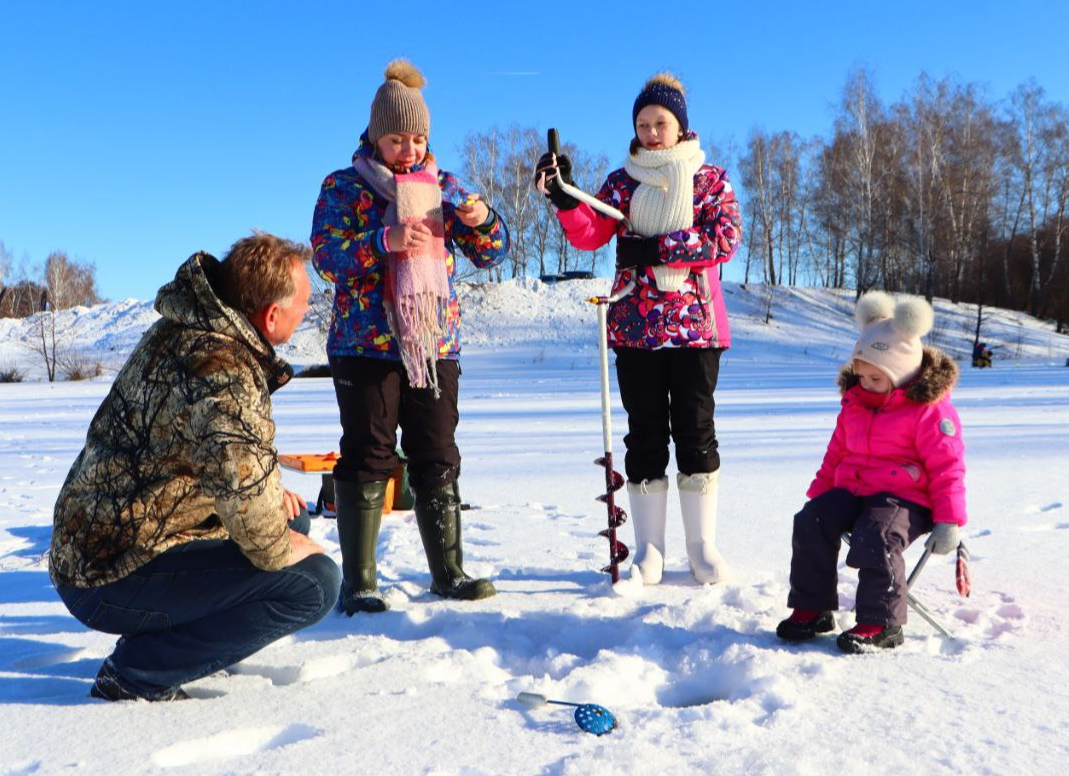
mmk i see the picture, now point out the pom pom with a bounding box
[892,296,934,338]
[855,291,894,327]
[384,59,425,89]
[644,72,685,94]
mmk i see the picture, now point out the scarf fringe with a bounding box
[387,293,447,397]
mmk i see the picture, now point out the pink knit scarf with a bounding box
[354,156,450,394]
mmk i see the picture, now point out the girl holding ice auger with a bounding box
[311,60,509,614]
[536,73,742,586]
[776,293,967,652]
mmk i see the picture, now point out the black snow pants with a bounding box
[613,346,722,483]
[787,488,933,627]
[329,355,461,492]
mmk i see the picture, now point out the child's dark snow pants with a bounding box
[787,488,932,627]
[613,346,722,483]
[328,355,461,492]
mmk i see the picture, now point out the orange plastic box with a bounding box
[279,453,397,514]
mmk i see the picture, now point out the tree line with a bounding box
[0,246,101,317]
[454,125,611,281]
[731,69,1069,332]
[5,69,1067,335]
[0,247,103,381]
[452,70,1068,332]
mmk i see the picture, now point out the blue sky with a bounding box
[2,0,1068,300]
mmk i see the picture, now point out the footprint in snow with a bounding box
[985,620,1017,639]
[2,759,42,776]
[1039,502,1064,512]
[997,604,1025,620]
[951,594,1024,640]
[151,724,321,768]
[229,654,363,687]
[11,647,93,671]
[1018,523,1066,533]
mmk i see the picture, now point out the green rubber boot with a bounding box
[414,481,496,601]
[334,479,389,615]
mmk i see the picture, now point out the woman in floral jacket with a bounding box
[311,60,509,614]
[537,72,741,587]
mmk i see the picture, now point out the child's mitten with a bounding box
[534,152,578,210]
[616,235,660,267]
[925,522,960,555]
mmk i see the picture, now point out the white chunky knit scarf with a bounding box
[624,139,705,293]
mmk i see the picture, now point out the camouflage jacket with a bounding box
[49,253,295,588]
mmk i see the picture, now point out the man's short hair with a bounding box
[218,233,312,318]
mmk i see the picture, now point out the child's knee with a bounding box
[793,490,855,544]
[294,555,343,622]
[792,504,834,547]
[845,518,901,569]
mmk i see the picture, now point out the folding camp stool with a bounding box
[841,533,970,639]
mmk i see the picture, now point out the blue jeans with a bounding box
[55,511,340,698]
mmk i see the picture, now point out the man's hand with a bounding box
[282,488,306,520]
[387,222,434,253]
[455,195,490,227]
[286,529,326,566]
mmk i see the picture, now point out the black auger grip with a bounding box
[547,128,560,156]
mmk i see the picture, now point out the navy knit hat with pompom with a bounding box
[632,73,689,133]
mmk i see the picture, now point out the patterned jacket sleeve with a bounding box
[441,173,510,270]
[656,166,742,266]
[311,173,387,284]
[915,400,968,526]
[807,406,847,499]
[188,345,291,571]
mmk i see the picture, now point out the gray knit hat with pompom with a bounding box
[368,59,430,142]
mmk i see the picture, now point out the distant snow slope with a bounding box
[2,280,1067,379]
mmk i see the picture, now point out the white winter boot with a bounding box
[627,477,669,584]
[678,471,729,584]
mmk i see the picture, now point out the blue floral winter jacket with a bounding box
[311,137,509,360]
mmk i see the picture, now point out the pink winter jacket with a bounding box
[807,348,967,526]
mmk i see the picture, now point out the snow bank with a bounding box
[2,281,1067,380]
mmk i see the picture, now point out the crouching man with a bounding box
[49,233,341,701]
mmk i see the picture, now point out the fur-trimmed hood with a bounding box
[838,346,959,405]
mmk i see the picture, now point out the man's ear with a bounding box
[250,302,281,339]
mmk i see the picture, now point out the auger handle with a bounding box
[542,127,628,224]
[547,128,561,156]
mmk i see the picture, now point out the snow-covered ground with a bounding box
[1,282,1068,775]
